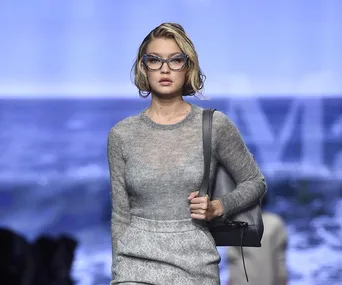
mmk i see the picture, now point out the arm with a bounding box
[213,111,266,220]
[107,128,131,278]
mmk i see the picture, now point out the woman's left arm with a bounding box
[212,111,267,220]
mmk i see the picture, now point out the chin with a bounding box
[153,88,182,97]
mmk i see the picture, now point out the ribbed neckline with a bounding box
[140,103,199,130]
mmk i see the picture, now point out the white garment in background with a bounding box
[226,212,288,285]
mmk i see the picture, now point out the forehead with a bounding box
[146,38,182,57]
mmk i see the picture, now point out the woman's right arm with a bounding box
[107,128,131,278]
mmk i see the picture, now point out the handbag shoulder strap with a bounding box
[199,108,250,282]
[199,108,216,198]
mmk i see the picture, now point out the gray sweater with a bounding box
[107,103,266,263]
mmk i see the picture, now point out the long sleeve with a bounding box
[107,128,131,277]
[213,111,266,220]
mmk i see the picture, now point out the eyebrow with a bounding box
[148,52,183,57]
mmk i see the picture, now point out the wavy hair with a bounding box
[131,22,206,98]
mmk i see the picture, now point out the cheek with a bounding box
[175,72,187,85]
[146,72,158,84]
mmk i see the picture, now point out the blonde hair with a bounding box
[131,22,206,98]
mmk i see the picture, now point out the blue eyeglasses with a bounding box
[142,53,188,71]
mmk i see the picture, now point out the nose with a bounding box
[160,60,171,74]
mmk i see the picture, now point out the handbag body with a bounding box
[199,108,264,247]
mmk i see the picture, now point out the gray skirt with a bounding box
[111,215,221,285]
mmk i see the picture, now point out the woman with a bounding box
[107,22,266,285]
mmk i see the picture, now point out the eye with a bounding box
[170,56,185,64]
[146,56,161,64]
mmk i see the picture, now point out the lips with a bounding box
[159,78,173,83]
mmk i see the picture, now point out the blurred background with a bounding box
[0,0,341,284]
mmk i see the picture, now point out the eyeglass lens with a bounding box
[144,55,186,70]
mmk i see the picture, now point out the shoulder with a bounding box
[107,114,141,155]
[190,105,235,131]
[211,109,242,141]
[108,114,141,138]
[196,106,236,130]
[195,107,243,146]
[212,109,234,128]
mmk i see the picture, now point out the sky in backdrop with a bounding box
[0,0,341,97]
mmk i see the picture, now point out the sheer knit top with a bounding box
[107,103,266,259]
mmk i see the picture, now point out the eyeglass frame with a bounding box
[142,53,189,71]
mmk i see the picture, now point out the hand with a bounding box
[188,191,224,221]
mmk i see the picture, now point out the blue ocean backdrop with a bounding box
[1,97,341,284]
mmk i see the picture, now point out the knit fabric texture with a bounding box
[107,103,266,270]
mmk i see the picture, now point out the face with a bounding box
[143,38,187,97]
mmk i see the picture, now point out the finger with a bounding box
[190,209,207,215]
[187,191,199,200]
[190,213,205,220]
[189,197,209,205]
[190,203,208,210]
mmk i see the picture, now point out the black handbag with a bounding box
[199,108,264,247]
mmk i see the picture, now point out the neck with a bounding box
[146,95,191,122]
